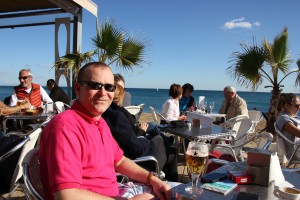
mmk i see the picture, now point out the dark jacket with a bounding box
[49,85,69,105]
[102,103,156,159]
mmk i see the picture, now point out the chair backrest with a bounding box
[226,115,253,140]
[22,148,45,200]
[274,123,290,164]
[248,110,263,123]
[225,115,253,156]
[133,156,160,175]
[54,101,70,113]
[149,106,160,125]
[124,104,144,121]
[9,126,44,191]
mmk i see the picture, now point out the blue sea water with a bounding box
[0,86,271,113]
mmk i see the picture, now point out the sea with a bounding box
[0,86,271,113]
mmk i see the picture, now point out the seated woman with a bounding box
[162,83,186,122]
[102,84,178,181]
[179,83,195,114]
[276,93,300,160]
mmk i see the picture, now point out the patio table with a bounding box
[161,124,233,141]
[2,112,54,134]
[175,162,300,200]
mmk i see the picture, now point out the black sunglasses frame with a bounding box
[18,76,30,80]
[289,103,300,108]
[79,81,116,92]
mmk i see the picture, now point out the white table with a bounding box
[186,111,226,126]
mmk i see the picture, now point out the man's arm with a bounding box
[40,86,53,103]
[116,157,171,200]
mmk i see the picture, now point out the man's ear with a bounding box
[74,82,80,96]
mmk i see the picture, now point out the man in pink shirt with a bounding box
[39,62,171,200]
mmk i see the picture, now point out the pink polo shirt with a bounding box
[39,100,124,200]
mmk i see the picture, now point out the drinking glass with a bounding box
[185,141,209,194]
[209,102,214,113]
[202,101,207,111]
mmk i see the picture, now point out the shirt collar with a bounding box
[71,100,101,125]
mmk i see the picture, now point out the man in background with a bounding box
[114,73,131,107]
[219,86,248,119]
[46,79,69,105]
[9,69,52,108]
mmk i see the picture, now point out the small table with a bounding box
[161,124,233,141]
[186,111,226,124]
[175,162,300,200]
[2,112,53,134]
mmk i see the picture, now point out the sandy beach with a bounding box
[1,113,266,199]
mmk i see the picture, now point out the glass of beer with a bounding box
[185,141,208,194]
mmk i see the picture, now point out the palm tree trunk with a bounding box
[266,86,281,141]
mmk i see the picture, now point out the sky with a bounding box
[1,0,300,93]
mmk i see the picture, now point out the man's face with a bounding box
[19,70,32,89]
[75,65,114,118]
[224,89,235,101]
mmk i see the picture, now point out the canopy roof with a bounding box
[0,0,97,28]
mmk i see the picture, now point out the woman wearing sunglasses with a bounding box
[276,93,300,160]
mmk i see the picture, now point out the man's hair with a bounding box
[182,83,194,94]
[47,79,56,86]
[224,86,236,93]
[169,83,183,98]
[77,62,109,81]
[114,74,125,84]
[19,69,33,77]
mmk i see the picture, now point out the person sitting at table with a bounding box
[113,73,132,107]
[162,83,186,122]
[218,86,248,120]
[0,100,32,137]
[276,93,300,160]
[0,100,31,116]
[179,83,195,114]
[46,79,69,105]
[102,78,178,181]
[39,62,173,200]
[9,69,52,108]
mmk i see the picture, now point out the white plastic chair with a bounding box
[274,122,300,168]
[248,110,263,133]
[54,101,71,113]
[149,106,167,125]
[211,115,254,161]
[124,104,145,121]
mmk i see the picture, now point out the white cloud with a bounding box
[223,17,261,30]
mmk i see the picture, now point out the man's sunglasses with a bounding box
[18,76,30,80]
[79,81,116,92]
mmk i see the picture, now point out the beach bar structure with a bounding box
[0,0,98,98]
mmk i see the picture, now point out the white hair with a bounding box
[224,86,236,93]
[19,68,33,77]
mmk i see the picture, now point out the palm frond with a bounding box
[92,21,123,63]
[228,42,266,90]
[295,58,300,87]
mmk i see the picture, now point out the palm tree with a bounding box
[227,27,300,136]
[54,50,96,98]
[91,20,149,70]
